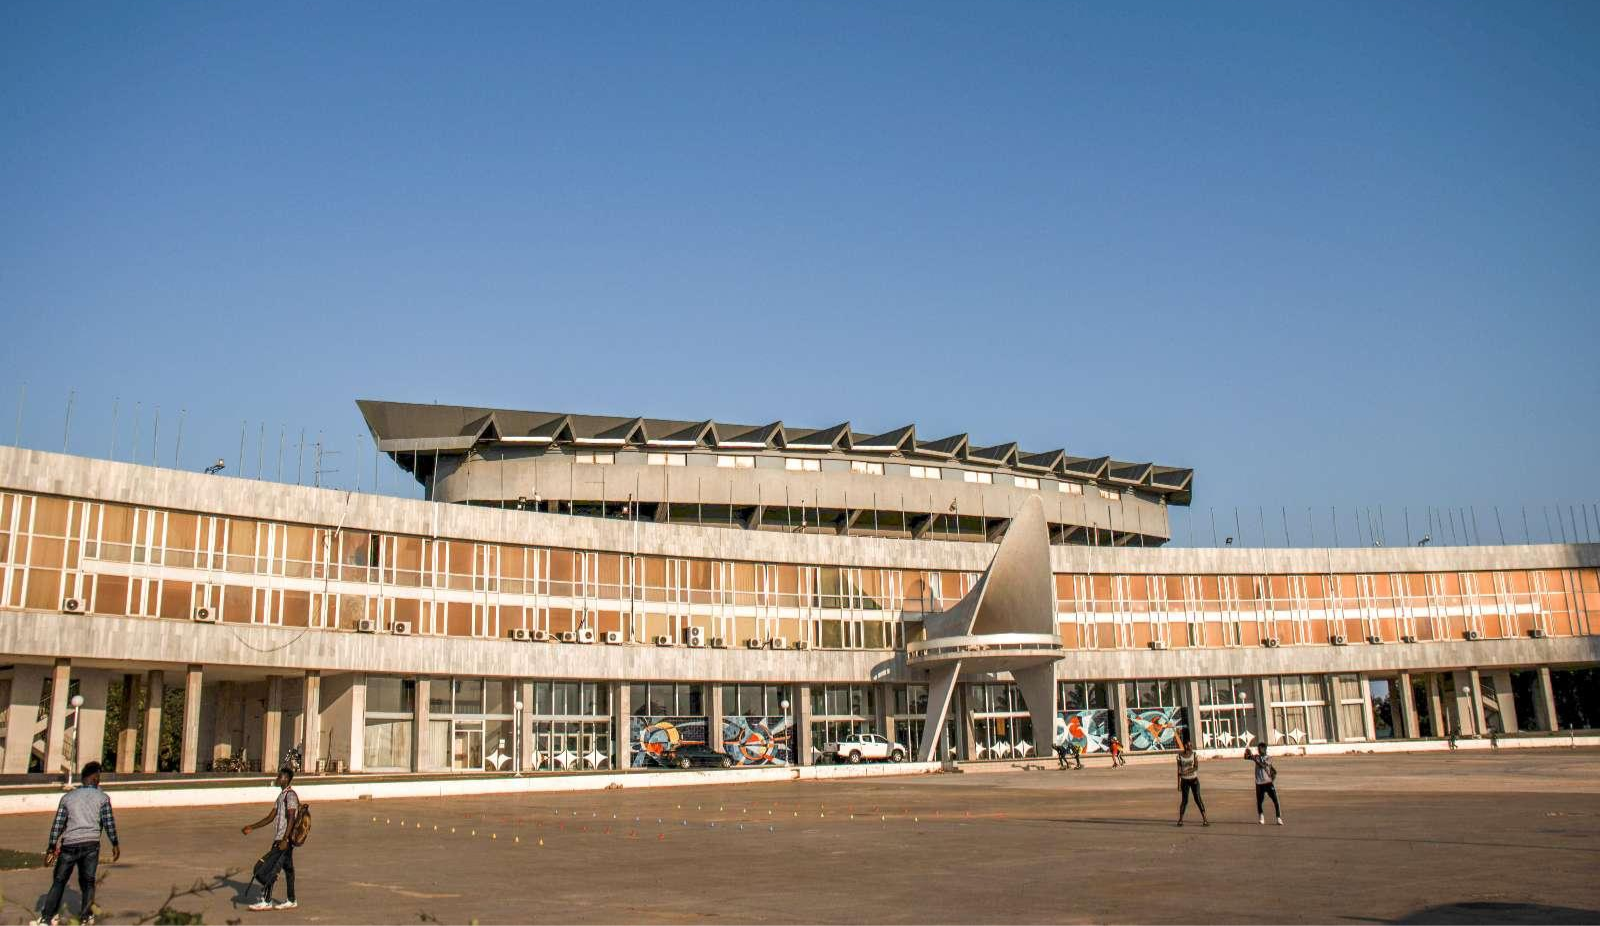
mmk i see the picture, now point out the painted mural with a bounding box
[630,716,709,767]
[1054,709,1111,753]
[722,715,793,766]
[1126,707,1187,751]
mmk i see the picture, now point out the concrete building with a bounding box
[0,400,1596,779]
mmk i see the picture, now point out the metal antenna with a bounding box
[174,409,186,468]
[62,389,75,453]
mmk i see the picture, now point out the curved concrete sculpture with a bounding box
[911,494,1063,762]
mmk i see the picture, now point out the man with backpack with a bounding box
[241,766,307,911]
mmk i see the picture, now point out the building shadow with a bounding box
[1394,902,1600,924]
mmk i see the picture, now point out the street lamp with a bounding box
[65,694,85,786]
[203,458,225,475]
[514,699,524,776]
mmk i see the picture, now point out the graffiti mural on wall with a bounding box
[722,715,793,766]
[630,716,708,767]
[1127,707,1187,751]
[1054,710,1110,753]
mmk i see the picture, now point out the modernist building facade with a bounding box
[0,401,1595,779]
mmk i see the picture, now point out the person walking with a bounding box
[1175,738,1208,826]
[1068,740,1084,770]
[1109,736,1126,767]
[1244,743,1283,825]
[241,767,301,912]
[35,761,120,926]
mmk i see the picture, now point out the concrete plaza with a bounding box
[0,750,1596,924]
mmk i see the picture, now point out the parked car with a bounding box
[651,743,736,770]
[821,733,906,764]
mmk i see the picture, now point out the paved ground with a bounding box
[0,749,1597,924]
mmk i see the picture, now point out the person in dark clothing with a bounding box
[241,767,300,911]
[1175,738,1209,826]
[1244,743,1283,825]
[36,761,120,926]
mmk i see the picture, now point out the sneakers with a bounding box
[1276,817,1285,826]
[1176,820,1184,826]
[248,900,276,911]
[82,917,95,926]
[274,900,298,910]
[1258,814,1265,825]
[30,917,59,926]
[1202,819,1211,827]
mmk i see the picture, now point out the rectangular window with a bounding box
[908,466,942,480]
[849,461,884,476]
[715,455,755,469]
[1014,476,1039,490]
[784,458,821,472]
[647,453,687,467]
[962,471,993,485]
[575,452,614,465]
[1059,482,1083,495]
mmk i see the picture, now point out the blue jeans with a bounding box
[40,842,99,920]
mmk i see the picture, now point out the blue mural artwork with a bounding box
[721,715,793,766]
[1126,707,1187,751]
[630,716,708,767]
[1054,709,1110,753]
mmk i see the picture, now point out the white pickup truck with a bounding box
[820,733,907,764]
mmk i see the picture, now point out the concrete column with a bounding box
[518,680,535,771]
[873,683,892,742]
[115,675,139,774]
[958,684,978,761]
[302,671,322,774]
[1110,682,1130,753]
[262,676,283,772]
[180,665,203,774]
[1534,666,1559,732]
[413,678,431,771]
[1396,672,1420,739]
[1467,669,1487,737]
[44,660,71,777]
[1492,670,1518,733]
[708,684,725,754]
[2,665,47,774]
[1448,672,1476,736]
[1254,677,1275,747]
[74,671,110,770]
[140,670,164,773]
[614,682,633,770]
[1358,674,1376,741]
[1184,680,1203,749]
[1427,674,1446,737]
[345,675,367,773]
[793,684,812,766]
[1323,676,1342,743]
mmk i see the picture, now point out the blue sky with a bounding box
[2,3,1596,545]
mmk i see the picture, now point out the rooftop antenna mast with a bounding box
[313,432,340,488]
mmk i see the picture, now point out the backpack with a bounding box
[289,800,312,846]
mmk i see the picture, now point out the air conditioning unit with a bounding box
[709,636,728,648]
[61,598,86,615]
[357,618,378,634]
[653,634,674,646]
[1261,638,1280,648]
[745,639,765,649]
[531,629,552,642]
[603,630,623,644]
[769,637,788,649]
[1148,640,1168,650]
[577,628,597,644]
[1529,628,1547,639]
[793,640,809,650]
[392,621,412,636]
[1365,634,1383,645]
[559,631,578,643]
[192,607,217,623]
[685,627,706,647]
[1330,635,1347,646]
[1401,634,1419,643]
[510,628,534,642]
[1464,630,1482,641]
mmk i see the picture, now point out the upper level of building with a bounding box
[359,400,1193,547]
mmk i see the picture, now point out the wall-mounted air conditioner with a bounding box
[577,628,597,644]
[709,636,728,649]
[61,598,86,615]
[531,629,552,642]
[793,640,809,650]
[1464,630,1482,641]
[1330,635,1347,646]
[392,621,413,636]
[1401,634,1419,644]
[357,618,377,634]
[603,630,623,644]
[1365,634,1384,644]
[769,637,788,649]
[559,631,578,643]
[510,628,534,642]
[1148,640,1168,650]
[685,627,706,647]
[745,639,765,649]
[1261,638,1280,648]
[653,634,674,646]
[1528,628,1547,639]
[192,607,217,623]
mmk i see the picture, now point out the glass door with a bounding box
[453,722,484,770]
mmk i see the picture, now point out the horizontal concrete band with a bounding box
[0,760,943,816]
[4,611,1596,681]
[4,447,1597,574]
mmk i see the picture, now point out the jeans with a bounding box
[1255,783,1281,816]
[1179,778,1206,817]
[40,842,99,920]
[261,844,295,902]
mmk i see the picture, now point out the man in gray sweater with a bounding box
[35,761,121,926]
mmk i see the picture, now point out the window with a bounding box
[1014,476,1039,490]
[784,458,821,472]
[908,466,941,480]
[716,455,755,469]
[962,471,993,485]
[1098,488,1119,501]
[1059,482,1083,495]
[849,460,884,476]
[575,452,614,465]
[647,453,687,467]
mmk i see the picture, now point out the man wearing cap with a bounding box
[35,761,120,926]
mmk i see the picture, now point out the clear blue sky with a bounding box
[2,3,1597,545]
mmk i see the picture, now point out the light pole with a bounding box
[514,700,524,776]
[66,694,85,786]
[780,699,792,764]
